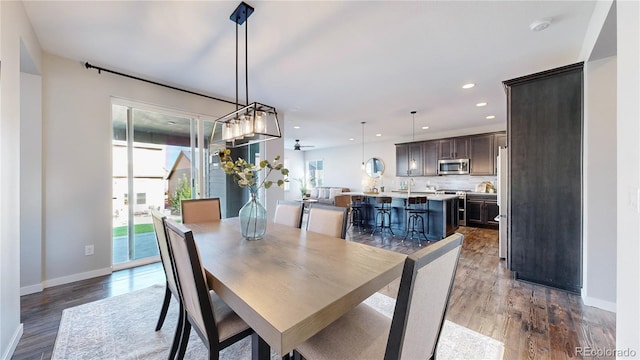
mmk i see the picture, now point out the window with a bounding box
[306,160,324,187]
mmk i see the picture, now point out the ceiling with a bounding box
[23,1,596,151]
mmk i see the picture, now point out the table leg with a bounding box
[251,332,270,360]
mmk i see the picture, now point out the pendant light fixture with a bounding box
[211,2,281,148]
[361,121,366,170]
[410,111,417,170]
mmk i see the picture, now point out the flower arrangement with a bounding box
[218,149,289,195]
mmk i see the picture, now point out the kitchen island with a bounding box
[345,192,459,241]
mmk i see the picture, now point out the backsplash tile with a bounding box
[389,175,497,192]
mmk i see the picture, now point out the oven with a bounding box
[437,190,467,226]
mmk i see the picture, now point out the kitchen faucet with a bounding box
[407,178,415,196]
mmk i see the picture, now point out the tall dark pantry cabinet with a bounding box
[503,63,583,293]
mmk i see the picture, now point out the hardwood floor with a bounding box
[13,226,615,360]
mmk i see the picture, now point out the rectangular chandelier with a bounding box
[210,102,281,148]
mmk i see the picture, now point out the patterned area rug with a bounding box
[52,284,504,359]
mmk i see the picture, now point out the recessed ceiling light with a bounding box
[375,133,382,137]
[422,126,430,130]
[348,137,355,141]
[462,83,475,89]
[486,115,496,120]
[167,121,176,125]
[530,18,552,32]
[293,126,300,129]
[476,102,487,107]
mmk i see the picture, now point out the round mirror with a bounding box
[365,158,385,178]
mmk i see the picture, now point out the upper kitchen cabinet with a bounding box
[504,62,583,293]
[439,137,468,160]
[423,140,439,176]
[396,143,423,177]
[469,134,495,175]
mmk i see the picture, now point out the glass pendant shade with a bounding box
[211,102,281,148]
[410,158,417,169]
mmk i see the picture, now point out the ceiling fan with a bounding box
[293,139,315,151]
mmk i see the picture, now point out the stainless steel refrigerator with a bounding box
[497,147,508,260]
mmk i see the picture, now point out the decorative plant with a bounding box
[170,173,192,214]
[218,149,289,196]
[294,177,307,197]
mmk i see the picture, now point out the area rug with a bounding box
[52,284,504,359]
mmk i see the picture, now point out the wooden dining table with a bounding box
[187,217,406,359]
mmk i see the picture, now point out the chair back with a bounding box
[350,195,365,204]
[274,200,304,228]
[307,204,348,239]
[384,233,464,360]
[407,196,428,209]
[181,198,221,224]
[164,219,219,346]
[151,211,178,296]
[334,194,351,208]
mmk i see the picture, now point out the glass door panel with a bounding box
[112,104,200,268]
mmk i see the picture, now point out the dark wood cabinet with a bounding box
[395,144,409,177]
[422,140,439,176]
[466,195,498,229]
[439,137,468,159]
[397,132,505,177]
[396,143,423,177]
[469,134,495,175]
[504,62,583,293]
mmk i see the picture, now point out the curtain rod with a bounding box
[84,62,237,106]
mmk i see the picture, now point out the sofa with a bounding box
[308,187,350,205]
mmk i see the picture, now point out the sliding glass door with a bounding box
[112,102,212,269]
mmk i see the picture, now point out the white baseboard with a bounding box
[20,283,44,296]
[583,295,617,313]
[1,323,23,360]
[43,267,112,288]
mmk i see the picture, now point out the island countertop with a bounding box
[342,192,459,201]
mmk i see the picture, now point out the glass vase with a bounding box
[239,192,267,240]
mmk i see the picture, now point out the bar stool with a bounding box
[348,195,367,234]
[403,196,429,245]
[371,196,395,238]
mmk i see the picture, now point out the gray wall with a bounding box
[20,72,43,294]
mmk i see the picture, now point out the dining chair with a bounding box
[273,200,304,228]
[181,198,222,224]
[150,211,183,360]
[164,219,253,359]
[294,233,464,360]
[306,204,349,239]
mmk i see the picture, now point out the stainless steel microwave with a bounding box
[438,159,470,175]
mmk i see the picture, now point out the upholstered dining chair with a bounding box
[306,204,349,239]
[150,211,183,359]
[294,233,464,360]
[164,219,253,359]
[273,200,304,228]
[181,198,222,224]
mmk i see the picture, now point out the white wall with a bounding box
[0,1,42,358]
[583,56,617,311]
[40,52,241,285]
[616,0,640,354]
[20,72,43,295]
[283,149,305,201]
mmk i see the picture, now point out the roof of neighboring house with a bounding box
[166,151,192,180]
